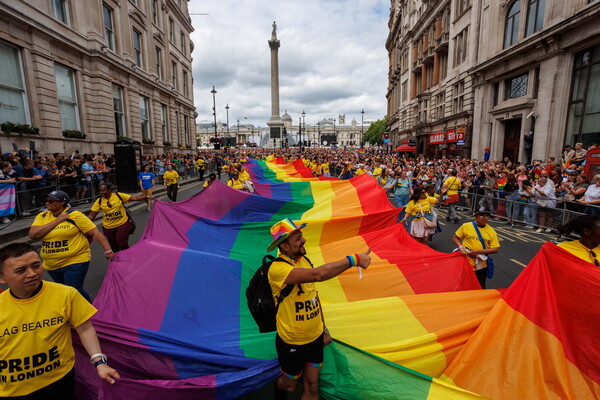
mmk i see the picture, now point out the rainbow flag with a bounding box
[444,243,600,399]
[0,183,16,218]
[75,158,479,398]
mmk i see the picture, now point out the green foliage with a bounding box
[142,138,155,145]
[62,129,87,139]
[1,121,40,135]
[363,117,388,145]
[163,141,172,147]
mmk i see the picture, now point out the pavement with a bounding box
[0,176,203,245]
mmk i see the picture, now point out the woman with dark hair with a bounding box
[29,190,114,301]
[87,182,149,252]
[557,215,600,266]
[399,187,440,244]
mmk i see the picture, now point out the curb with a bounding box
[0,178,202,244]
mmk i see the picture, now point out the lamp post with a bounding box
[237,119,240,146]
[298,117,302,151]
[361,109,365,148]
[333,118,336,146]
[225,103,230,145]
[211,86,218,147]
[301,110,306,152]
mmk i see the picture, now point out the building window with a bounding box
[175,110,180,144]
[565,44,600,146]
[152,0,158,25]
[171,62,177,90]
[139,96,150,139]
[436,92,445,120]
[455,0,471,17]
[0,41,29,124]
[184,115,189,145]
[133,30,143,68]
[439,52,448,80]
[492,82,500,107]
[180,31,185,54]
[454,27,468,67]
[169,18,175,44]
[525,0,545,37]
[102,4,115,51]
[505,72,528,99]
[453,80,465,113]
[504,1,521,48]
[160,104,168,141]
[54,64,79,131]
[401,81,407,101]
[112,84,126,137]
[53,0,70,25]
[182,70,188,97]
[155,47,162,79]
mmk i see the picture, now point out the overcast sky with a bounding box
[189,0,390,128]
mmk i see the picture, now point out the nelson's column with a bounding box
[267,21,285,148]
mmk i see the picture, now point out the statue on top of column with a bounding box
[272,21,277,39]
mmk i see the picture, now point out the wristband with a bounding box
[346,254,359,268]
[104,249,113,254]
[90,353,107,363]
[94,358,107,367]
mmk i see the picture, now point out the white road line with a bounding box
[511,258,528,268]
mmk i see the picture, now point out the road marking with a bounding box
[511,258,528,268]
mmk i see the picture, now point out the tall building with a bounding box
[0,0,196,155]
[387,0,600,162]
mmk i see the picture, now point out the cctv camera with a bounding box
[526,111,536,119]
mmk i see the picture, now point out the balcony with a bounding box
[423,46,435,64]
[412,56,423,72]
[436,32,449,52]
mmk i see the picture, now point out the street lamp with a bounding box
[225,103,230,145]
[211,86,218,147]
[333,118,336,146]
[301,110,306,152]
[361,109,365,148]
[237,119,240,146]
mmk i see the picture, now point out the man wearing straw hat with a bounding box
[267,218,371,399]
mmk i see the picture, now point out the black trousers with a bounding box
[167,184,178,202]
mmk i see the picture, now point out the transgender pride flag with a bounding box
[0,183,16,218]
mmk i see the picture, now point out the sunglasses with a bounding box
[589,249,600,267]
[45,199,57,204]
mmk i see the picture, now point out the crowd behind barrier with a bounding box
[1,144,598,233]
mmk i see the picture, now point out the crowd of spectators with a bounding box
[1,142,597,228]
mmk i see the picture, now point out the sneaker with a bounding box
[525,225,534,229]
[21,212,31,217]
[1,217,10,224]
[536,228,543,233]
[147,208,152,212]
[544,228,552,233]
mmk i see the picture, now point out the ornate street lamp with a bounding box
[301,110,306,152]
[225,103,230,143]
[237,119,240,146]
[361,109,365,148]
[211,86,218,147]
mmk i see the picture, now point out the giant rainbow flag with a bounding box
[74,158,600,399]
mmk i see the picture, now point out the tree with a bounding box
[363,117,388,145]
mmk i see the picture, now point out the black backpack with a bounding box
[247,255,310,333]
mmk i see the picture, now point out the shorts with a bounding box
[276,333,324,379]
[141,188,153,196]
[445,194,459,205]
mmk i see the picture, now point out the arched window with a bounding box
[525,0,545,37]
[504,1,521,48]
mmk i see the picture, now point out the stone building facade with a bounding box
[387,0,600,162]
[0,0,196,156]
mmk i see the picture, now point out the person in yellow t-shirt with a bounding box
[87,183,148,253]
[267,218,372,398]
[203,173,217,188]
[196,157,205,181]
[163,163,180,202]
[237,165,254,193]
[442,169,462,224]
[355,164,367,176]
[227,171,245,191]
[557,215,600,266]
[0,243,119,397]
[400,187,440,244]
[453,208,500,289]
[321,162,330,177]
[28,190,113,302]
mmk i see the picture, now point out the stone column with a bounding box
[267,21,284,143]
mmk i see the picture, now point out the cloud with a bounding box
[190,0,389,127]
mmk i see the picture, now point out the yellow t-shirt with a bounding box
[163,170,179,186]
[238,170,251,182]
[557,240,600,266]
[454,223,500,269]
[90,192,132,229]
[444,177,462,195]
[322,162,330,173]
[0,281,96,397]
[196,159,205,169]
[227,178,244,190]
[355,168,367,176]
[32,209,96,270]
[404,197,437,220]
[268,254,323,345]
